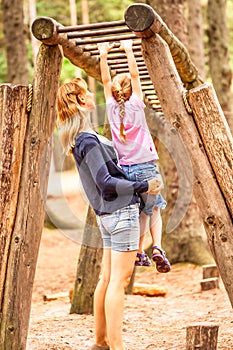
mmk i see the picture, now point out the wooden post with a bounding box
[0,84,28,309]
[70,206,103,314]
[186,323,219,350]
[124,4,233,307]
[0,44,62,350]
[188,83,233,217]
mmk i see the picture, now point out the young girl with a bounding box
[97,40,170,273]
[56,77,161,350]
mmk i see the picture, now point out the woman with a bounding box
[56,77,162,350]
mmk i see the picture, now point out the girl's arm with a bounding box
[97,42,114,100]
[121,40,143,100]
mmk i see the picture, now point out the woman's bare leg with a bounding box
[93,248,111,347]
[105,250,136,350]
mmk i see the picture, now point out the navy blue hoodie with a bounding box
[72,132,148,215]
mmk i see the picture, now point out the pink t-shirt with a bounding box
[106,94,159,165]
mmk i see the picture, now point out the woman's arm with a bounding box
[82,139,149,195]
[97,42,114,100]
[121,40,143,100]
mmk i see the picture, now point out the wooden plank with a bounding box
[202,264,219,279]
[200,277,219,291]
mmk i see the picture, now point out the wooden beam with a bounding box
[125,3,203,88]
[31,16,102,81]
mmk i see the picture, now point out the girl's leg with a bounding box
[105,250,136,350]
[150,206,171,273]
[150,206,162,249]
[135,212,151,266]
[93,248,111,347]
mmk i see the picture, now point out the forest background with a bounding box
[1,0,233,108]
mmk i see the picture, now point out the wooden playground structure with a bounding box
[0,3,232,350]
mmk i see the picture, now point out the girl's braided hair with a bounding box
[112,73,132,143]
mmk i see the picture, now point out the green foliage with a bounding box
[60,58,76,84]
[77,0,134,23]
[227,0,233,71]
[36,0,70,25]
[0,48,7,82]
[0,0,233,88]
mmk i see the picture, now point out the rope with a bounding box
[182,90,192,114]
[27,84,33,112]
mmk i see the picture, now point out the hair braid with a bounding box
[118,91,126,143]
[112,73,132,144]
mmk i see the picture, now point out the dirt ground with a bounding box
[27,226,233,350]
[26,171,233,350]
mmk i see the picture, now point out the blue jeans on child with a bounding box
[121,162,167,215]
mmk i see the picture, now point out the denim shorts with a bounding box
[121,162,167,215]
[96,203,140,251]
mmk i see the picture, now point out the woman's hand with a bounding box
[147,178,163,194]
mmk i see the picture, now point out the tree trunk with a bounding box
[0,44,62,350]
[207,0,232,131]
[151,0,188,47]
[81,0,99,130]
[2,0,29,84]
[28,0,40,66]
[124,3,233,307]
[187,0,206,80]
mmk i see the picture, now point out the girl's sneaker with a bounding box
[152,245,171,273]
[135,252,152,266]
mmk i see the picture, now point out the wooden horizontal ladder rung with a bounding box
[75,34,137,45]
[57,19,126,33]
[107,57,144,65]
[108,62,146,69]
[88,45,142,56]
[117,68,148,74]
[68,26,132,39]
[107,51,142,60]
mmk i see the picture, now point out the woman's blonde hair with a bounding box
[112,73,132,143]
[56,78,88,155]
